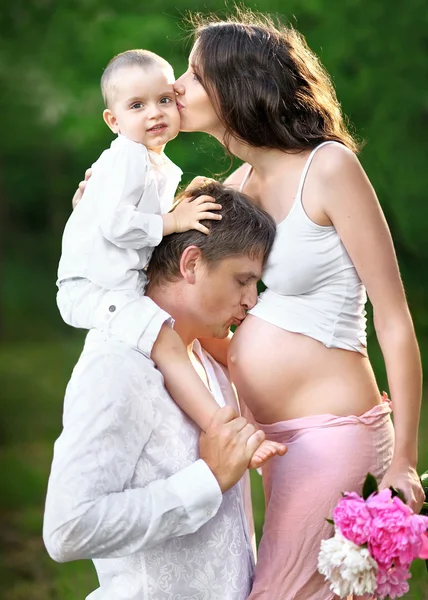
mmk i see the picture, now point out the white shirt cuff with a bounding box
[168,459,223,525]
[137,299,174,358]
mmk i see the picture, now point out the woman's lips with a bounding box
[176,101,184,111]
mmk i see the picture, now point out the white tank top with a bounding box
[243,141,368,355]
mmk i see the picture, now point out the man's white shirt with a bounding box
[43,331,255,599]
[57,135,182,290]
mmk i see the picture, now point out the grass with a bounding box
[0,338,427,599]
[0,335,98,600]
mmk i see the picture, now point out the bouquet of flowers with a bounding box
[317,472,428,599]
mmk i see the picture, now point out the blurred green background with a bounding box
[1,1,427,598]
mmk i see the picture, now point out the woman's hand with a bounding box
[379,460,425,513]
[72,168,92,209]
[183,176,217,197]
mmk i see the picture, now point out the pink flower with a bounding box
[375,564,411,599]
[333,492,372,545]
[366,488,428,567]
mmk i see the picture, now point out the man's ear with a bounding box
[103,109,120,134]
[179,246,203,284]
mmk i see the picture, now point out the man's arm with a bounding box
[43,347,223,563]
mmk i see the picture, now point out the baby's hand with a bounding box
[248,439,287,470]
[172,195,222,234]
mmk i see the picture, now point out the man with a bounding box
[43,182,283,599]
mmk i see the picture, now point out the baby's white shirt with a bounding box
[57,134,182,291]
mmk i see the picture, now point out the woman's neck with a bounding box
[220,136,292,178]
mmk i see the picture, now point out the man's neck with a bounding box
[146,282,198,347]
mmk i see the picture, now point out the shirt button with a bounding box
[206,509,213,517]
[109,305,116,313]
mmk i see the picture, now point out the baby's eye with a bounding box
[160,97,172,104]
[131,102,143,109]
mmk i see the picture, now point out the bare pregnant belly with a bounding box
[228,315,382,424]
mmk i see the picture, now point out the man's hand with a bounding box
[199,406,265,492]
[72,168,92,209]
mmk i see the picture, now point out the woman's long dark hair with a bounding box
[190,10,360,153]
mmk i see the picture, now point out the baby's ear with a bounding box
[103,109,120,134]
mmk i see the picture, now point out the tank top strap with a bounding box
[240,141,339,199]
[239,164,253,193]
[295,141,339,201]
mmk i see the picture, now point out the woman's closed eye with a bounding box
[188,68,201,82]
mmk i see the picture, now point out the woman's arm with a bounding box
[72,168,91,208]
[319,144,424,512]
[71,166,248,211]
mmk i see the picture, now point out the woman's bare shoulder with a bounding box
[223,163,251,189]
[315,142,360,178]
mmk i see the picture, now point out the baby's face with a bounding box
[106,64,180,152]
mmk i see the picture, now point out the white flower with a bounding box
[318,530,378,598]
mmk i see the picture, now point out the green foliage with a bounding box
[389,486,407,503]
[362,472,379,500]
[1,1,427,598]
[1,0,427,349]
[1,342,428,598]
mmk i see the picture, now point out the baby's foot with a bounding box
[248,439,287,470]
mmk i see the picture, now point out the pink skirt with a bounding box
[249,401,394,600]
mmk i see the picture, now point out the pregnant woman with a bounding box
[172,12,424,600]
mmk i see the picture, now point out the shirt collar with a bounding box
[147,149,169,167]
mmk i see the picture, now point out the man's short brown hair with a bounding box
[146,182,276,290]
